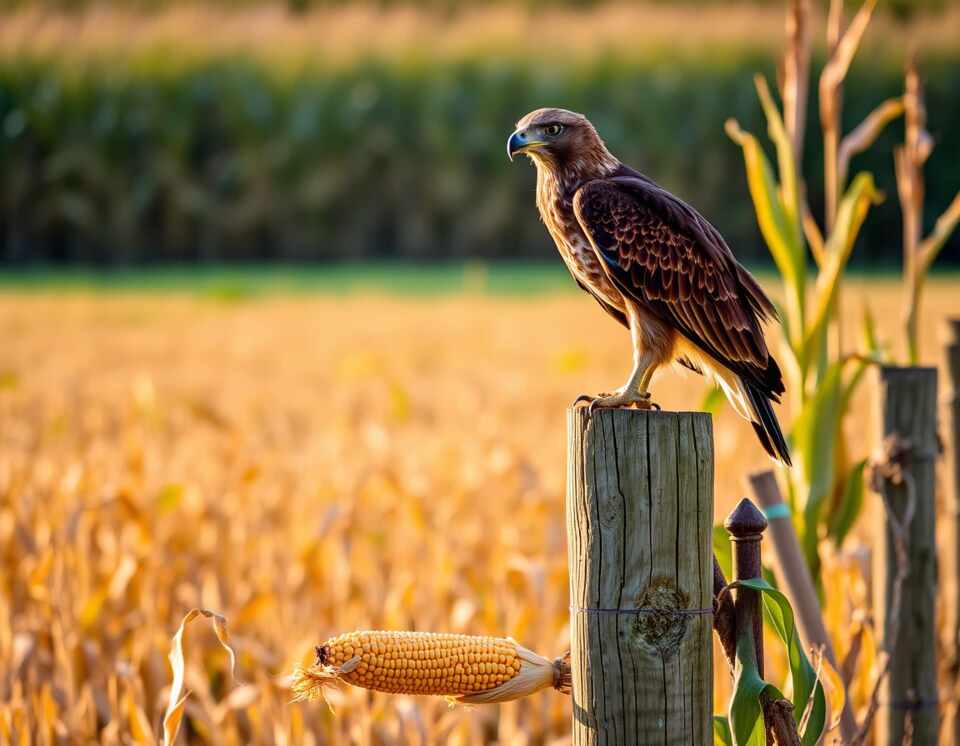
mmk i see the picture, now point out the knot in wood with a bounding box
[724,498,768,539]
[631,577,690,657]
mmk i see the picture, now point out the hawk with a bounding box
[508,108,791,465]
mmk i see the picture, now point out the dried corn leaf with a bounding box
[126,689,157,746]
[838,98,904,184]
[162,608,238,746]
[818,651,847,732]
[820,0,877,93]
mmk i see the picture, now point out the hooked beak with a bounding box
[507,129,546,161]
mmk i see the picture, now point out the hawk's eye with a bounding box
[544,124,564,137]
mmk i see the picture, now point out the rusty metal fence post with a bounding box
[725,498,768,679]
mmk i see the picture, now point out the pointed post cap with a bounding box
[724,497,768,538]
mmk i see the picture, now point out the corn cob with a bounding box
[290,630,570,705]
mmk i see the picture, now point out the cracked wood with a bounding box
[566,408,713,745]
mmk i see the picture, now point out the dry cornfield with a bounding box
[0,278,956,744]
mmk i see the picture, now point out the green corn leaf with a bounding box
[701,385,726,416]
[802,172,882,368]
[783,471,799,515]
[726,119,805,349]
[828,459,867,547]
[728,578,827,746]
[730,665,772,746]
[839,354,872,417]
[791,357,845,567]
[754,75,800,230]
[857,303,889,365]
[730,625,774,746]
[861,303,881,357]
[760,564,782,631]
[729,612,786,746]
[713,523,733,580]
[713,715,734,746]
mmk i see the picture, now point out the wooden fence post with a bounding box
[872,366,939,745]
[942,319,960,746]
[748,470,858,743]
[566,408,713,744]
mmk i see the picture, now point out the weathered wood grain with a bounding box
[872,366,939,746]
[566,408,713,745]
[940,320,960,746]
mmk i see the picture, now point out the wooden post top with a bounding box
[879,364,939,375]
[568,406,712,414]
[875,365,939,458]
[567,407,713,424]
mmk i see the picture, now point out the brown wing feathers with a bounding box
[574,178,774,387]
[572,176,791,463]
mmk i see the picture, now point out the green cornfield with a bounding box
[1,3,958,264]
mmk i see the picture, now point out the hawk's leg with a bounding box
[573,352,661,411]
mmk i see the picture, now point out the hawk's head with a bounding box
[507,108,616,177]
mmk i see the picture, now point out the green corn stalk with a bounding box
[727,82,883,574]
[723,0,904,582]
[713,578,827,746]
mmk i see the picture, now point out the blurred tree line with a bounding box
[0,0,948,20]
[1,53,958,265]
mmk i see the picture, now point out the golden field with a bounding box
[0,278,957,744]
[2,2,958,66]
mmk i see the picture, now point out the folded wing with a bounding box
[573,175,790,464]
